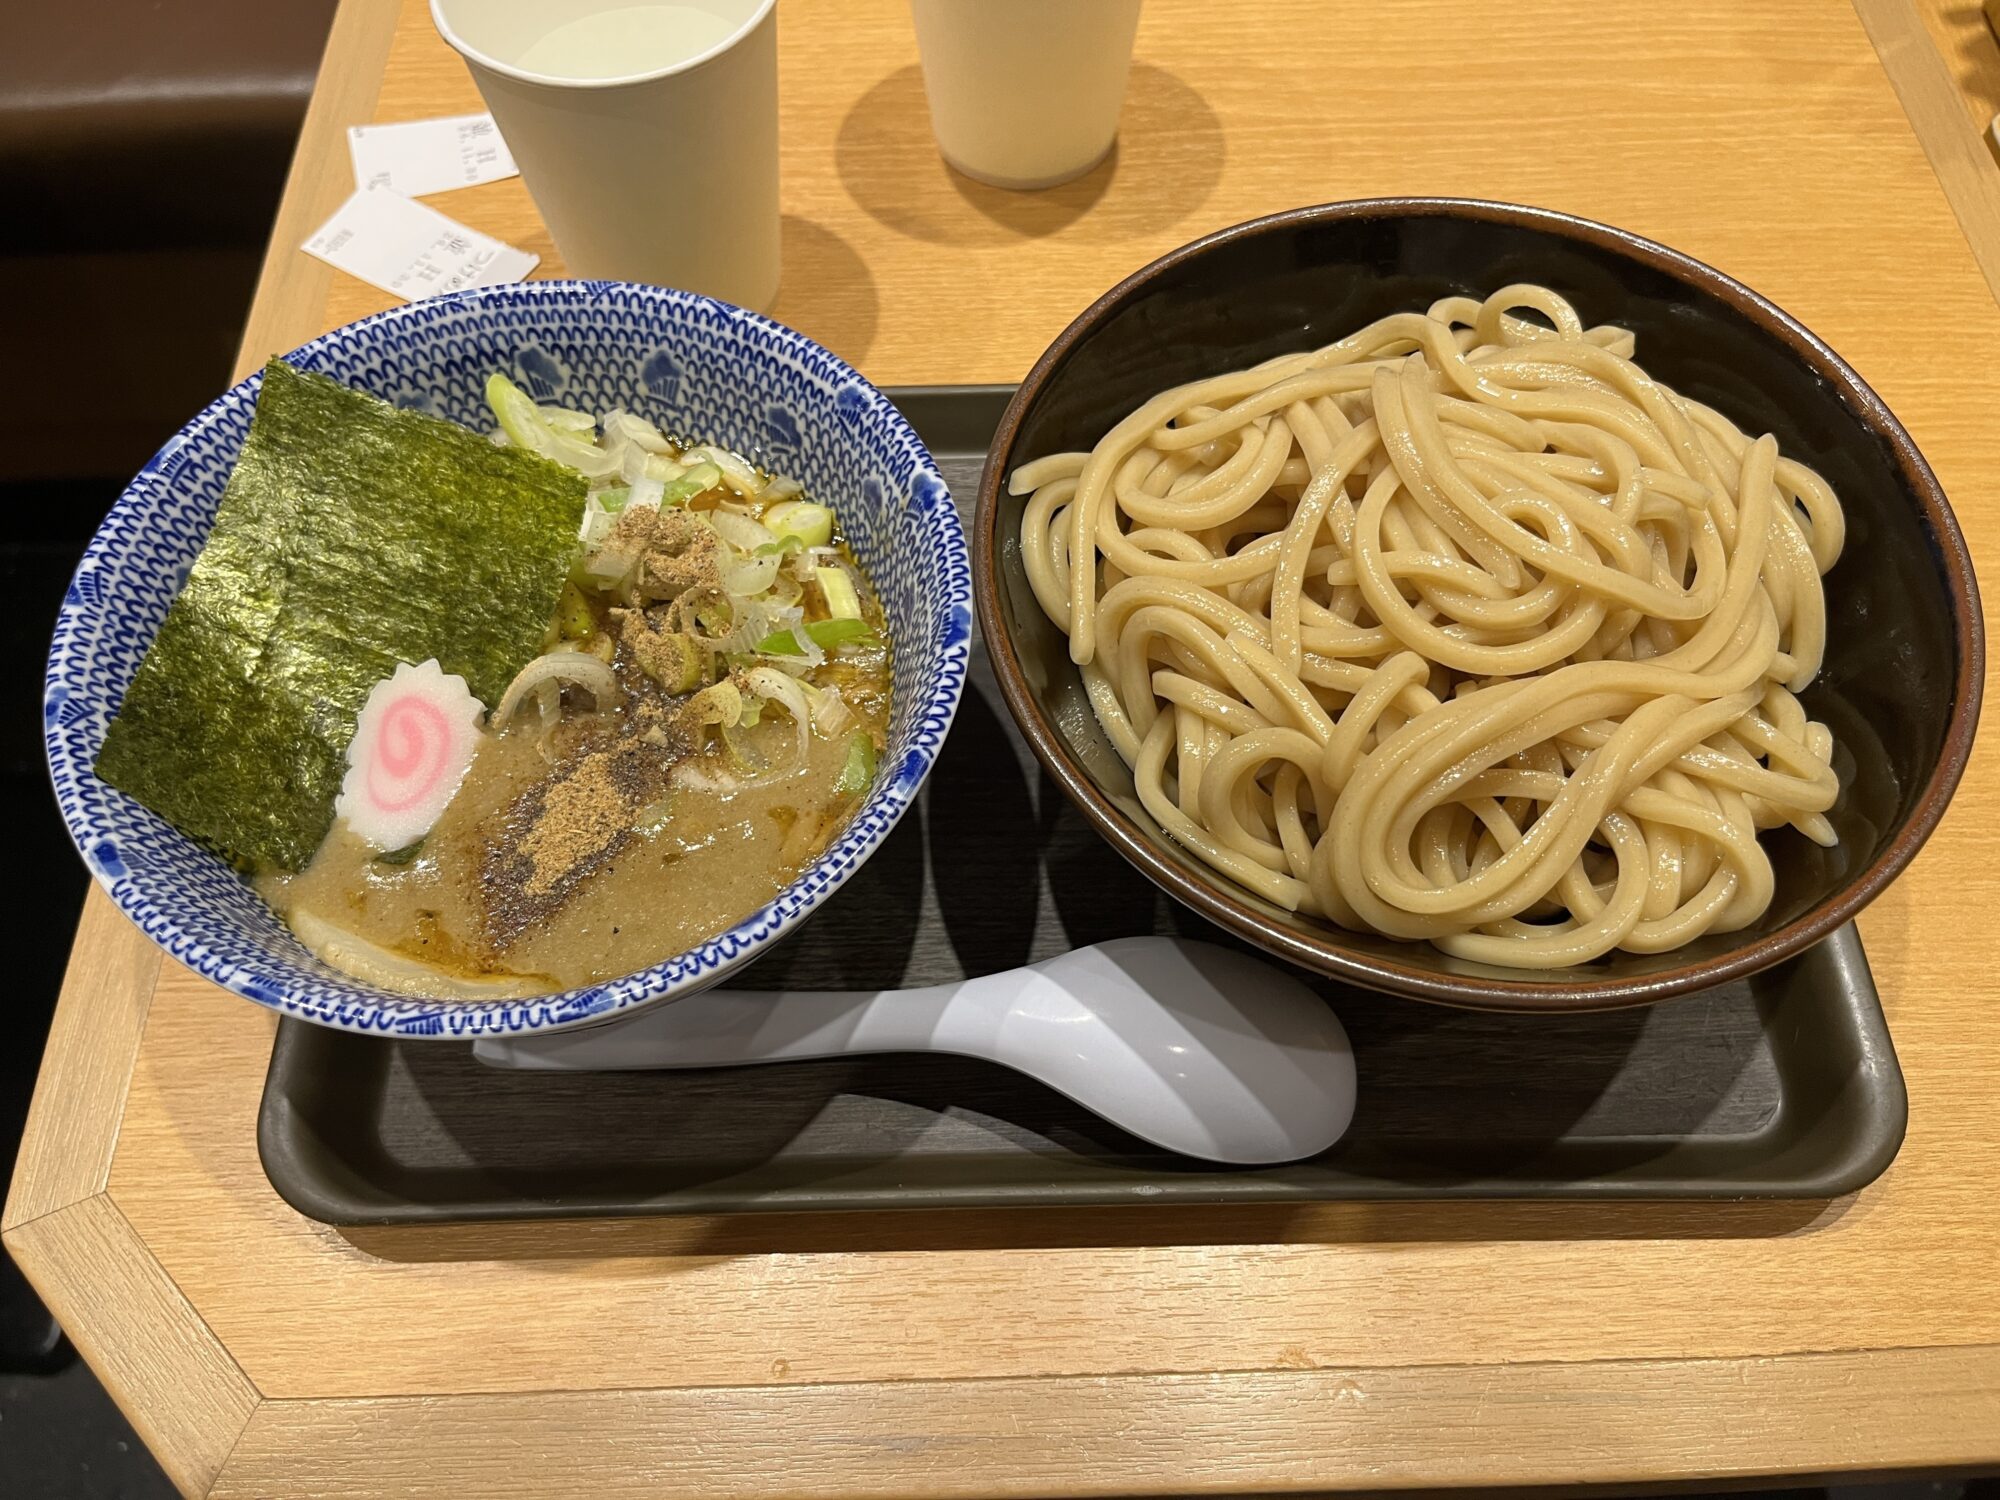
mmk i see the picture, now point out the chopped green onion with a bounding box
[638,631,705,693]
[764,500,834,548]
[595,485,632,514]
[691,594,734,638]
[484,371,546,450]
[555,583,595,641]
[754,617,876,656]
[833,732,877,798]
[658,461,723,507]
[767,569,804,610]
[483,372,616,476]
[755,534,806,559]
[687,679,744,729]
[818,564,863,621]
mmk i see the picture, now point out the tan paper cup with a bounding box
[433,0,780,311]
[909,0,1143,190]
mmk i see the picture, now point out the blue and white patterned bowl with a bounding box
[45,281,971,1037]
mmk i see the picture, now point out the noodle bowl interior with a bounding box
[1009,285,1845,970]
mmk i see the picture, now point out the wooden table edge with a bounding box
[1855,0,2000,303]
[200,1343,2000,1500]
[8,0,2000,1495]
[14,1176,2000,1500]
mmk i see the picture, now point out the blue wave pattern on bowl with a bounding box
[45,281,971,1037]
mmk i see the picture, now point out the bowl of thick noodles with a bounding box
[974,199,1981,1010]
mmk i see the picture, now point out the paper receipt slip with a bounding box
[304,187,538,301]
[349,113,518,197]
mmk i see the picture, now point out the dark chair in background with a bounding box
[0,0,337,483]
[0,4,334,1492]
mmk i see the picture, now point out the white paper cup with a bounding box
[908,0,1142,190]
[432,0,780,311]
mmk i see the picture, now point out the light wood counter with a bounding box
[10,1,2000,1494]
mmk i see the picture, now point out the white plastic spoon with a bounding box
[474,937,1356,1164]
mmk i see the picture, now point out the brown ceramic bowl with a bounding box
[974,199,1983,1011]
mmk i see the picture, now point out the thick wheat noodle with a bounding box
[1009,286,1846,968]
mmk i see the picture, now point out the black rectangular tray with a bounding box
[257,385,1908,1225]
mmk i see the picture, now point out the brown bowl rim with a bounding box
[971,196,1986,1012]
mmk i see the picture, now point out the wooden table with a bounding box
[10,1,2000,1495]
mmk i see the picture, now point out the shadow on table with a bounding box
[1935,5,2000,119]
[339,1193,1846,1265]
[835,63,1225,246]
[767,215,881,369]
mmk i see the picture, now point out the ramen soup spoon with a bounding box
[474,937,1357,1165]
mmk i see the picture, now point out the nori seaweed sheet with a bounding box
[96,359,586,870]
